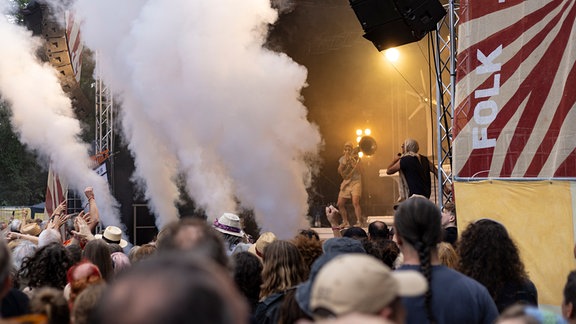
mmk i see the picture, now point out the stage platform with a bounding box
[310,215,394,240]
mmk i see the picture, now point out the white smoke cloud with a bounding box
[0,0,122,228]
[71,0,322,237]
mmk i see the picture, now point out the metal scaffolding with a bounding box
[94,55,115,191]
[434,0,459,208]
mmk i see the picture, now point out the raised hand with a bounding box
[47,212,71,230]
[52,200,67,217]
[84,187,95,200]
[71,213,95,242]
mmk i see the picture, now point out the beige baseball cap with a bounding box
[309,254,427,318]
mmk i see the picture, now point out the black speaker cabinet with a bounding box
[350,0,446,51]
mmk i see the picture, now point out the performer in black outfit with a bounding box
[386,138,437,199]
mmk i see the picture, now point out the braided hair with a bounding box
[394,196,442,323]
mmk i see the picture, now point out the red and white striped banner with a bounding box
[453,0,576,179]
[65,10,83,83]
[45,166,67,216]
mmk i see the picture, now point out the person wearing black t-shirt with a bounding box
[386,139,437,199]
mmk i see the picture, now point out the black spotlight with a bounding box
[349,0,447,51]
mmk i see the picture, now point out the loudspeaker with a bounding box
[350,0,446,51]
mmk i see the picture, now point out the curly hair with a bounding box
[394,196,442,322]
[457,219,529,301]
[291,234,323,277]
[18,242,72,289]
[260,240,307,300]
[362,239,400,269]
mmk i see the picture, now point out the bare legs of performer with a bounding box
[351,194,365,227]
[337,195,364,228]
[337,197,350,228]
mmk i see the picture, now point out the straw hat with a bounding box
[21,223,42,236]
[95,226,128,248]
[248,232,276,260]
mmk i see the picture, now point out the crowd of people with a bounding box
[0,185,573,323]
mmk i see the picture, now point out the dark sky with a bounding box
[269,0,438,215]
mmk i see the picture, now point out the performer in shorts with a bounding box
[337,141,365,227]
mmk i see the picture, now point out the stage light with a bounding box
[384,48,399,62]
[356,129,363,136]
[349,0,446,51]
[364,128,371,135]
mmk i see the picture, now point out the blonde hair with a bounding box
[437,242,459,269]
[404,138,420,153]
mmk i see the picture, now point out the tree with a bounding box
[0,104,47,206]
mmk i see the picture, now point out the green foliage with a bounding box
[0,104,47,206]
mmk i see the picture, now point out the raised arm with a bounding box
[84,187,100,232]
[386,156,401,175]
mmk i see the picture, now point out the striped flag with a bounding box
[45,166,67,217]
[453,0,576,179]
[65,10,83,83]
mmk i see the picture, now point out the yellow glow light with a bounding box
[384,48,400,62]
[356,129,362,136]
[364,129,371,135]
[356,136,362,143]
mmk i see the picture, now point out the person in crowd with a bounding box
[7,209,69,246]
[110,252,131,275]
[495,304,567,324]
[394,196,498,323]
[277,287,312,324]
[437,242,458,269]
[295,237,366,317]
[66,261,104,310]
[247,231,276,262]
[128,243,156,264]
[18,242,73,297]
[107,244,124,254]
[458,218,538,312]
[342,226,368,240]
[0,237,30,318]
[156,217,229,268]
[212,213,248,256]
[93,252,249,324]
[441,202,458,246]
[362,239,401,270]
[82,187,100,232]
[298,229,320,241]
[232,251,262,315]
[37,228,61,247]
[94,226,128,250]
[29,287,70,324]
[386,139,437,199]
[255,240,308,324]
[562,270,576,323]
[291,232,323,274]
[309,254,427,323]
[71,283,106,324]
[66,244,83,266]
[325,205,345,238]
[10,240,37,274]
[337,141,365,227]
[368,221,391,241]
[82,239,114,283]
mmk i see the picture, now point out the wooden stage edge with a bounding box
[310,215,394,240]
